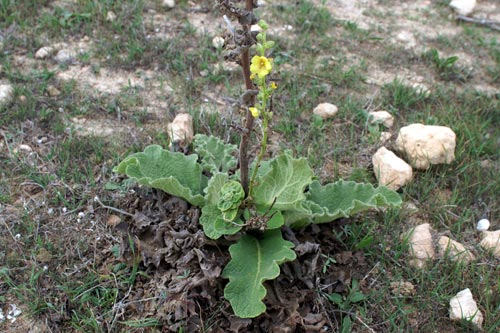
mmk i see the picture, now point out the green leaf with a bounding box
[348,291,367,303]
[265,210,284,229]
[306,180,401,224]
[114,145,205,206]
[222,208,239,222]
[217,180,245,212]
[255,206,284,229]
[328,293,343,305]
[341,316,352,333]
[222,230,297,318]
[193,134,237,174]
[253,152,314,211]
[204,173,229,205]
[200,204,242,240]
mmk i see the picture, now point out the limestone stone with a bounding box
[162,0,175,9]
[35,46,55,59]
[372,147,413,190]
[54,49,76,63]
[368,110,394,128]
[450,0,476,16]
[167,113,194,149]
[480,230,500,258]
[313,103,338,119]
[106,11,116,22]
[47,85,61,97]
[395,123,456,170]
[390,281,416,296]
[379,131,392,144]
[407,223,435,268]
[212,36,225,49]
[437,236,475,263]
[449,288,483,329]
[0,83,14,106]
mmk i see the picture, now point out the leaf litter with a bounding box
[109,185,371,332]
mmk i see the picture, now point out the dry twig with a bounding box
[456,15,500,32]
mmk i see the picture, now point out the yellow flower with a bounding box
[249,107,260,118]
[250,55,272,78]
[270,82,277,89]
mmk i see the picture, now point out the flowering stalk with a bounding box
[247,21,276,198]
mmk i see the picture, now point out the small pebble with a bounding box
[106,11,116,22]
[477,218,490,231]
[212,36,225,49]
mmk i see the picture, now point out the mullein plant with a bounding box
[114,0,402,318]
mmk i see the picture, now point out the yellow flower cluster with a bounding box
[250,55,272,79]
[249,107,260,118]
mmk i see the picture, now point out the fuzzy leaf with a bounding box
[217,180,245,212]
[204,173,229,205]
[252,152,314,211]
[255,206,284,229]
[222,230,297,318]
[114,145,205,206]
[194,134,238,174]
[200,205,242,240]
[306,180,401,224]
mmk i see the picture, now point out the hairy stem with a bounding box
[239,0,255,197]
[248,110,269,197]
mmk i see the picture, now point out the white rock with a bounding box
[162,0,175,9]
[402,202,419,214]
[368,111,394,128]
[54,49,76,63]
[437,236,475,263]
[47,85,61,97]
[313,103,338,119]
[449,288,483,329]
[412,82,431,96]
[35,46,55,59]
[212,36,225,49]
[407,223,435,268]
[7,304,22,323]
[106,11,116,22]
[167,113,194,149]
[480,230,500,258]
[0,83,14,106]
[395,124,456,170]
[379,131,392,144]
[250,24,262,33]
[14,144,33,153]
[476,218,490,231]
[372,147,413,190]
[450,0,476,16]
